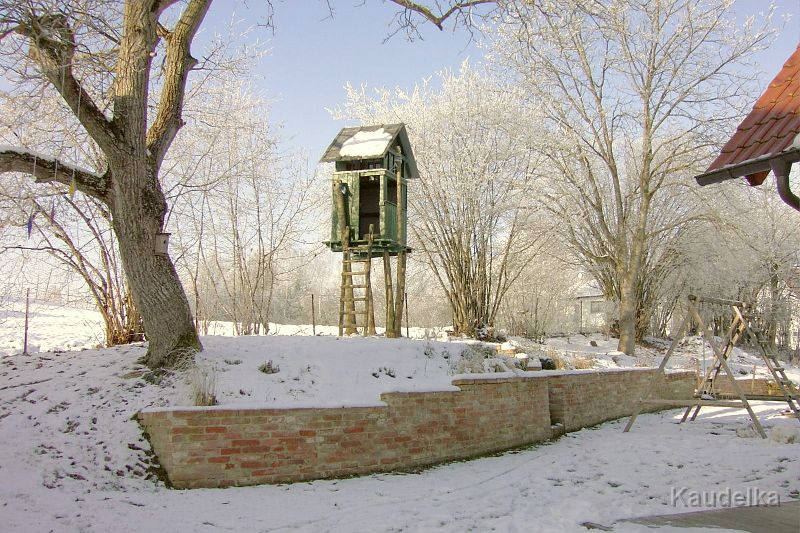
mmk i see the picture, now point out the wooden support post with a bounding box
[383,251,395,338]
[366,225,376,335]
[624,311,691,433]
[405,291,409,338]
[392,145,407,338]
[335,180,357,335]
[394,252,407,337]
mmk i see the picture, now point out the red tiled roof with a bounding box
[706,44,800,186]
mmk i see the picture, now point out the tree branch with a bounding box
[13,13,118,152]
[0,148,112,202]
[387,0,495,30]
[147,0,212,166]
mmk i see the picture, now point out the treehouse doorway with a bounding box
[359,175,380,239]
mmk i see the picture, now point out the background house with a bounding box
[574,282,607,333]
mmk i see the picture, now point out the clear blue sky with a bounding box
[203,0,800,161]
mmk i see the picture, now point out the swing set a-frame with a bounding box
[624,294,800,439]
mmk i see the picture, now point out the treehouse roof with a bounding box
[695,44,800,189]
[320,123,419,178]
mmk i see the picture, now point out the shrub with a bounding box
[573,357,595,370]
[539,356,556,370]
[258,360,280,374]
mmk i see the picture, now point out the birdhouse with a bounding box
[320,123,418,255]
[154,232,170,255]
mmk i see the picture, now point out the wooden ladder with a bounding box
[624,295,800,438]
[338,230,375,336]
[746,319,800,417]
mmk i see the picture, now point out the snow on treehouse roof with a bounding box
[320,123,420,178]
[696,44,800,187]
[339,128,393,158]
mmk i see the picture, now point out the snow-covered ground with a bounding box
[1,301,799,532]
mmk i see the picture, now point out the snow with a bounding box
[0,145,102,178]
[1,303,799,532]
[0,300,105,356]
[339,128,393,158]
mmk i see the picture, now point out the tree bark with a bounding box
[111,163,201,366]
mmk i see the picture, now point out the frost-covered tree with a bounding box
[492,0,773,353]
[166,77,321,336]
[334,64,550,336]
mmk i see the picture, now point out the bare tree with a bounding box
[166,77,321,336]
[0,0,214,367]
[492,0,773,354]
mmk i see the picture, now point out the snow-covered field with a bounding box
[1,301,799,532]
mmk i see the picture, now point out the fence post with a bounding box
[311,294,316,336]
[23,288,30,355]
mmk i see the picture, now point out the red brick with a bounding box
[231,439,259,447]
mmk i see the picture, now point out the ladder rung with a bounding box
[342,297,368,302]
[341,271,367,276]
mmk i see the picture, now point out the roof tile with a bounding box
[708,44,800,173]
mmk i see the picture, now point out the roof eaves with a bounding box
[695,146,800,186]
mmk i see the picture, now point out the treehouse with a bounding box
[320,123,418,255]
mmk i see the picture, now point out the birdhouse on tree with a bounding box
[321,123,418,255]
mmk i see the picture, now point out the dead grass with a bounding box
[189,366,217,406]
[573,357,595,370]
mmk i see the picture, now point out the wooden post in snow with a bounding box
[311,294,316,336]
[384,251,395,337]
[23,288,30,355]
[392,146,407,338]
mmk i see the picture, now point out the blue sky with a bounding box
[203,1,799,161]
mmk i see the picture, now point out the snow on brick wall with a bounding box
[138,370,695,489]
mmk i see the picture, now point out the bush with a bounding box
[258,360,280,374]
[540,351,569,370]
[539,356,557,370]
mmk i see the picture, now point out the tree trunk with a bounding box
[111,163,201,368]
[617,273,637,355]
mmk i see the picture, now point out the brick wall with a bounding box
[711,377,772,396]
[545,369,695,432]
[138,369,695,489]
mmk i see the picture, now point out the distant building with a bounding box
[574,282,606,333]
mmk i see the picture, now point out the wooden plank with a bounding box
[640,399,746,408]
